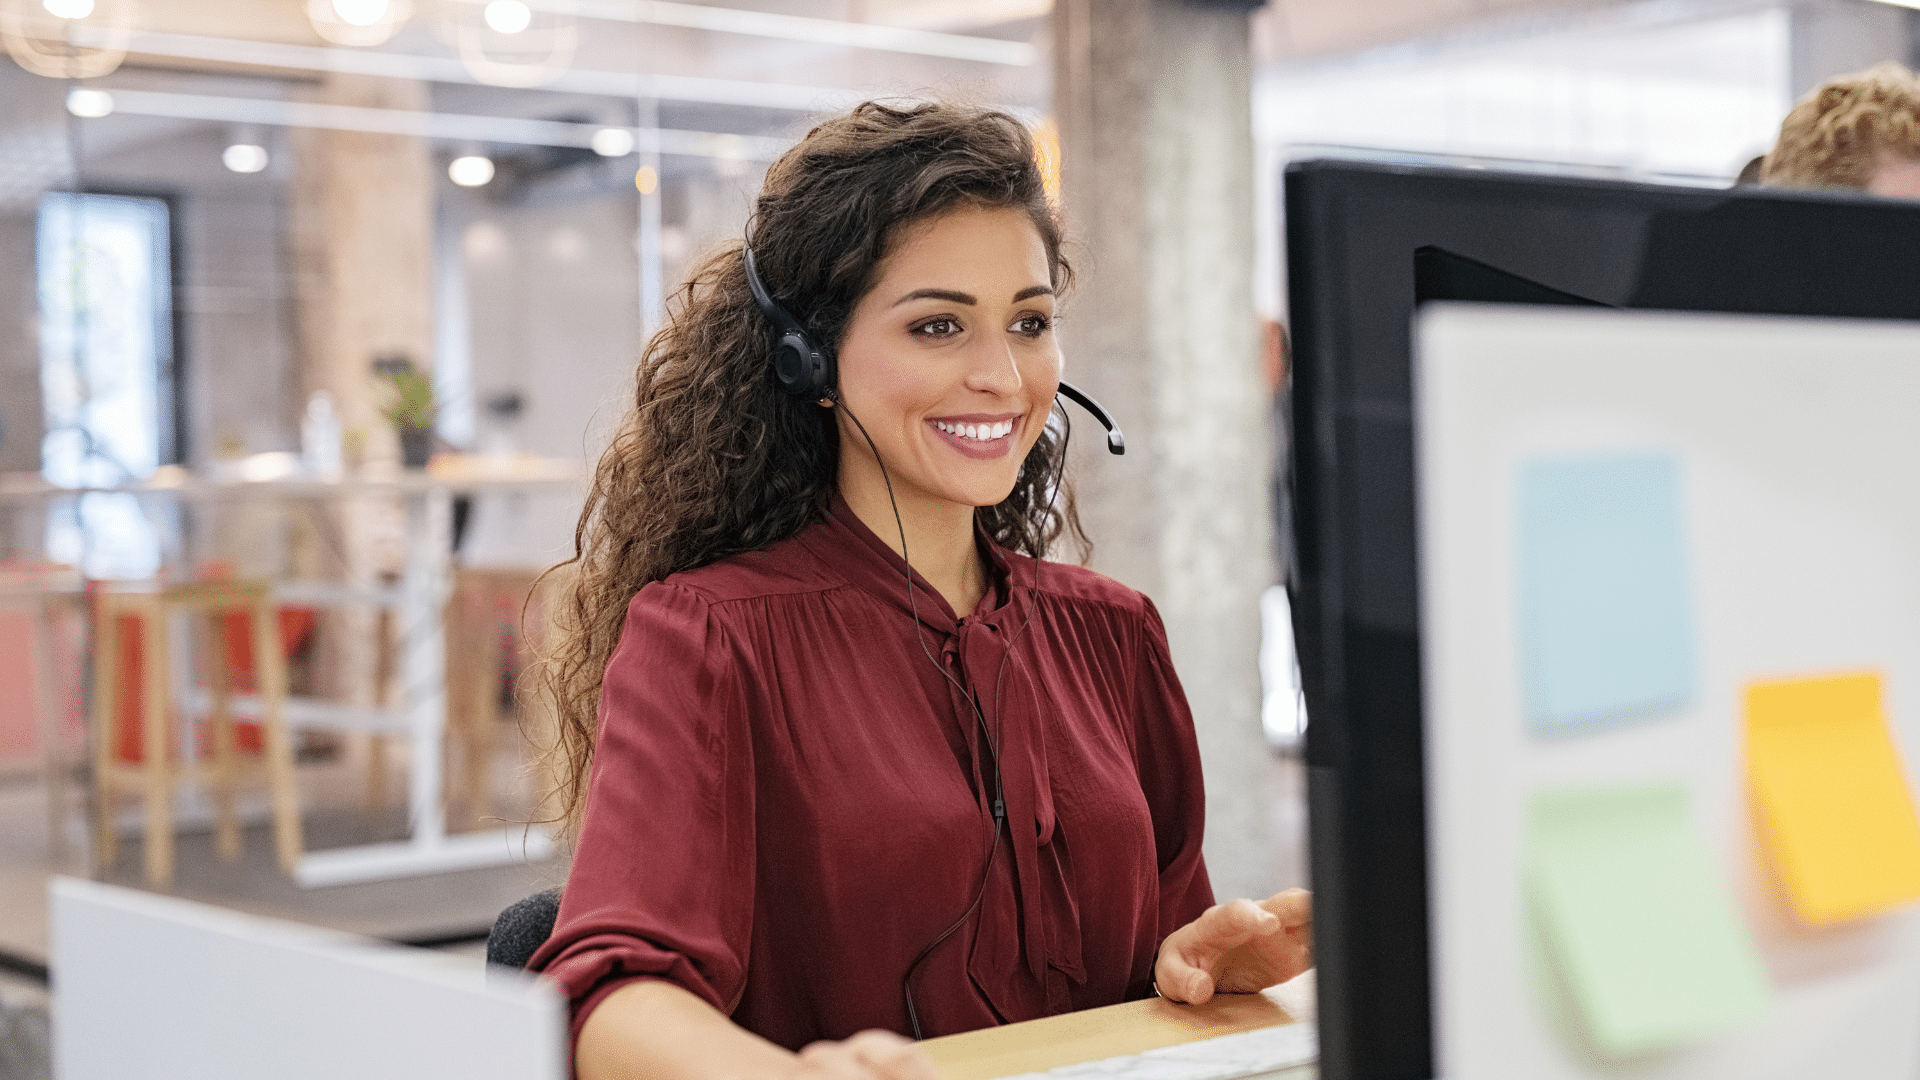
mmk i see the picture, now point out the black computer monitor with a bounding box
[1284,158,1920,1080]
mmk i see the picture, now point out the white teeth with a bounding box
[934,419,1013,441]
[933,418,1013,440]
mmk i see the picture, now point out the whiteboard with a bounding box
[1416,304,1920,1080]
[51,878,565,1080]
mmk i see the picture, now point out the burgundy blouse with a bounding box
[529,495,1214,1052]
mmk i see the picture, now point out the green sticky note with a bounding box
[1527,783,1770,1058]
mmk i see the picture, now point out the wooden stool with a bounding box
[93,581,302,886]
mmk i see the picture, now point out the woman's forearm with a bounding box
[576,979,795,1080]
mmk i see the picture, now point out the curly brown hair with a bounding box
[535,100,1085,838]
[1764,63,1920,190]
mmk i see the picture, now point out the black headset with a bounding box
[743,247,836,405]
[743,246,1125,454]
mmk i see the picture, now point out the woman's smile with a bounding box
[926,414,1021,459]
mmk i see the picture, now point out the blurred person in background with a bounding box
[1762,62,1920,197]
[529,100,1313,1080]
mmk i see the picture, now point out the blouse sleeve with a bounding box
[1130,596,1216,981]
[527,581,757,1048]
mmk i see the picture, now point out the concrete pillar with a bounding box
[1789,0,1915,100]
[1053,0,1277,903]
[0,67,68,563]
[289,73,436,455]
[0,209,43,477]
[288,74,436,709]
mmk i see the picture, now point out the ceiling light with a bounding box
[307,0,409,45]
[449,155,495,187]
[332,0,390,27]
[634,165,658,195]
[42,0,96,18]
[223,144,269,173]
[65,88,113,118]
[484,0,531,33]
[591,127,634,157]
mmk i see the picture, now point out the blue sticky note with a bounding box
[1517,453,1694,734]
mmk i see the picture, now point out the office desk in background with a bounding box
[0,456,581,887]
[921,975,1317,1080]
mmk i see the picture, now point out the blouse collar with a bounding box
[805,491,1016,629]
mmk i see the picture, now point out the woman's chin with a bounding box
[928,479,1023,512]
[972,474,1030,509]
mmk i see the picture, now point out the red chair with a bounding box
[93,582,303,885]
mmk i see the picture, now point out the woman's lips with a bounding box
[927,416,1018,460]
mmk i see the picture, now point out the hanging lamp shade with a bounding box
[447,0,576,89]
[306,0,412,47]
[0,0,133,80]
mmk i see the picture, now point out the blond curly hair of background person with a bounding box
[1763,62,1920,191]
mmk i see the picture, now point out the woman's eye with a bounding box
[1011,314,1051,338]
[914,318,961,339]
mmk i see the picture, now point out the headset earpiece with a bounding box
[744,247,835,402]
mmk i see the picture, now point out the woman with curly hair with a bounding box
[529,99,1312,1080]
[1763,62,1920,196]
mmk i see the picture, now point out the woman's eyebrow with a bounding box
[893,288,975,307]
[891,284,1055,307]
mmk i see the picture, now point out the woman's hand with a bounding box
[1153,889,1313,1005]
[788,1031,941,1080]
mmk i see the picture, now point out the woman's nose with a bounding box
[965,335,1024,396]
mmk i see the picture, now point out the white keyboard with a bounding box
[995,1022,1318,1080]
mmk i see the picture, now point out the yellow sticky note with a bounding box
[1746,671,1920,925]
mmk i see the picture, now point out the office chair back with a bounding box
[487,888,562,973]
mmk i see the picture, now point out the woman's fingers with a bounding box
[1258,888,1314,970]
[794,1031,940,1080]
[1188,898,1282,953]
[1158,899,1282,1004]
[1158,893,1321,1004]
[1260,888,1312,928]
[847,1030,941,1080]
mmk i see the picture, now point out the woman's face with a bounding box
[833,205,1060,513]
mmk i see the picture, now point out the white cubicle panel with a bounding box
[51,878,565,1080]
[1417,305,1920,1080]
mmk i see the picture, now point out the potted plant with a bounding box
[376,361,436,469]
